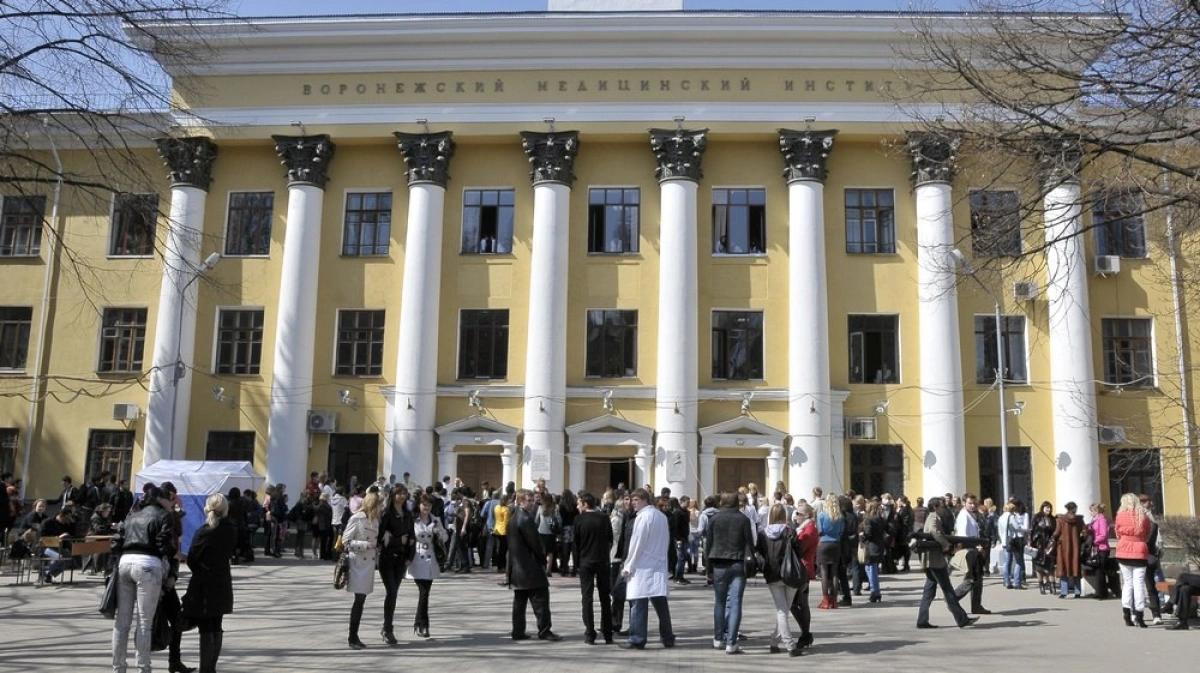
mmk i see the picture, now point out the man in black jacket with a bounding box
[669,497,691,584]
[506,489,562,641]
[705,491,755,654]
[575,492,614,644]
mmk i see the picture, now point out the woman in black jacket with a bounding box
[112,485,176,673]
[182,494,236,673]
[377,486,414,644]
[314,493,335,560]
[859,501,887,603]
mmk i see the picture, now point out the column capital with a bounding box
[394,131,456,187]
[906,132,960,186]
[519,130,580,186]
[271,134,336,188]
[778,129,838,183]
[649,127,708,182]
[1035,134,1084,186]
[155,137,217,191]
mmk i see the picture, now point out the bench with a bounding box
[63,540,113,583]
[1157,578,1200,616]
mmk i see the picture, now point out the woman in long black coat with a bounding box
[183,494,237,673]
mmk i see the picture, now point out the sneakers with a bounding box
[1152,617,1163,626]
[726,644,743,655]
[712,638,725,650]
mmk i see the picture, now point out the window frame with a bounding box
[108,192,159,258]
[584,309,639,379]
[87,429,134,485]
[0,428,15,476]
[205,431,256,464]
[213,307,265,376]
[1101,316,1155,387]
[844,188,896,255]
[223,191,275,257]
[334,309,386,377]
[0,306,32,372]
[968,189,1022,258]
[340,189,393,257]
[847,313,900,384]
[0,195,46,258]
[587,187,640,255]
[457,309,510,380]
[97,307,148,374]
[711,187,767,256]
[1093,190,1147,259]
[973,314,1029,384]
[460,187,516,255]
[710,309,765,381]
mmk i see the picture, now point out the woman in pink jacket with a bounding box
[1113,493,1152,628]
[1088,503,1111,599]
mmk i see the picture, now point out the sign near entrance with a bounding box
[664,449,687,483]
[529,448,551,483]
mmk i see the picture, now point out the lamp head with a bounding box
[201,252,221,270]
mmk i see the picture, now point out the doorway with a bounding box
[585,457,634,495]
[327,433,379,489]
[716,457,764,495]
[457,454,503,495]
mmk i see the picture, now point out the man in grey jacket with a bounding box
[916,497,978,629]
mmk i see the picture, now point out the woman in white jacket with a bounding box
[406,492,448,638]
[343,490,381,650]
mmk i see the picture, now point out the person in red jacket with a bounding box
[790,502,819,652]
[1113,492,1152,627]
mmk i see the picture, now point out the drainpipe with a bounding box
[1164,173,1196,517]
[20,117,63,500]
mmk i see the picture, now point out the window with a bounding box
[978,446,1033,506]
[98,308,147,373]
[1094,191,1146,258]
[462,189,515,254]
[225,192,274,256]
[585,310,638,378]
[206,431,256,464]
[711,311,764,380]
[974,315,1027,384]
[0,428,16,476]
[335,310,385,377]
[845,189,895,254]
[109,193,158,256]
[0,307,32,371]
[1102,318,1154,386]
[342,192,392,256]
[215,309,264,375]
[458,309,509,379]
[588,188,639,253]
[1107,448,1162,514]
[848,314,899,383]
[850,445,904,498]
[0,195,45,257]
[713,188,766,254]
[969,190,1021,257]
[87,430,134,485]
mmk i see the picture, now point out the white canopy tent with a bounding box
[134,461,265,551]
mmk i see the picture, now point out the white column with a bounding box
[766,445,783,491]
[145,138,216,467]
[780,130,837,498]
[437,446,458,485]
[390,132,455,487]
[828,390,850,493]
[698,445,716,499]
[567,446,586,494]
[634,443,654,490]
[1044,161,1100,508]
[519,131,578,492]
[266,134,335,496]
[501,443,519,490]
[909,134,966,498]
[650,126,707,498]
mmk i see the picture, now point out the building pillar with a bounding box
[908,133,967,498]
[567,446,586,495]
[766,445,784,491]
[265,134,335,496]
[1039,140,1101,508]
[390,131,456,487]
[145,137,217,467]
[436,445,458,486]
[634,443,654,491]
[650,127,708,498]
[698,444,717,499]
[500,443,519,490]
[520,131,579,491]
[779,129,838,498]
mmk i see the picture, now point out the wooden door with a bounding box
[716,457,764,495]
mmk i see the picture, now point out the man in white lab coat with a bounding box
[618,488,676,650]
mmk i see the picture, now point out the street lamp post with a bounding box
[167,251,221,461]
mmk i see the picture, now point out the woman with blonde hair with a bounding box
[815,494,843,609]
[1114,492,1152,627]
[181,493,236,673]
[762,503,802,656]
[343,490,382,649]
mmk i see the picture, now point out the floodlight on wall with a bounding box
[211,386,236,408]
[338,389,357,408]
[543,117,556,133]
[740,392,753,415]
[468,390,483,412]
[602,389,614,413]
[290,120,307,136]
[416,118,430,133]
[874,400,889,416]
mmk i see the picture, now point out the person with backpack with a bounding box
[762,503,804,656]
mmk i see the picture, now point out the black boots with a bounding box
[1123,608,1134,626]
[198,631,223,673]
[1134,611,1148,628]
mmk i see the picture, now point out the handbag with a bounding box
[433,534,448,568]
[150,592,172,652]
[333,550,349,590]
[857,541,868,565]
[780,537,808,589]
[99,574,118,619]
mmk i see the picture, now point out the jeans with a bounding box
[578,563,613,639]
[767,582,798,649]
[112,554,165,673]
[673,540,688,579]
[864,562,880,596]
[917,565,970,628]
[688,532,701,571]
[628,596,673,646]
[1120,562,1147,612]
[711,561,746,645]
[42,548,65,580]
[1003,545,1026,587]
[378,553,406,632]
[1060,576,1081,597]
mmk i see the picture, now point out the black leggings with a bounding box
[414,579,433,629]
[379,554,407,632]
[820,563,839,602]
[790,584,811,635]
[349,593,367,639]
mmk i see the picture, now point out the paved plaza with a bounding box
[2,558,1189,672]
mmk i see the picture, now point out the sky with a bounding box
[230,0,970,16]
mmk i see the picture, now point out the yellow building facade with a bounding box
[2,10,1197,515]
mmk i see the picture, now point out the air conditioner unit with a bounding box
[1013,281,1039,302]
[307,410,337,433]
[845,417,877,440]
[112,403,139,421]
[1094,255,1121,276]
[1097,425,1127,445]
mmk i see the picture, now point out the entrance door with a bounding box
[586,457,633,495]
[716,457,764,494]
[457,454,503,495]
[327,433,379,489]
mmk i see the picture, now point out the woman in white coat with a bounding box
[344,490,382,650]
[406,492,448,638]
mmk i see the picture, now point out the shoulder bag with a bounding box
[98,573,118,619]
[780,536,808,589]
[333,550,349,590]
